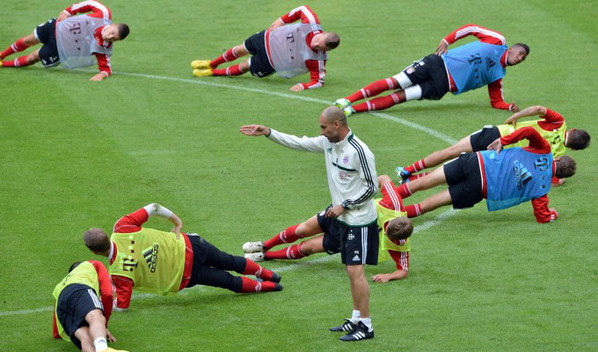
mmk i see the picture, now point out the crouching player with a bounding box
[244,175,413,285]
[52,260,127,352]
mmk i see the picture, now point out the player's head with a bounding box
[311,32,340,51]
[68,261,83,273]
[385,217,414,241]
[102,23,130,42]
[507,43,529,66]
[83,228,111,255]
[320,106,348,143]
[554,155,576,178]
[565,129,591,150]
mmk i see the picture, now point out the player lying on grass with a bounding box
[243,175,413,284]
[334,24,528,115]
[0,0,129,81]
[52,260,127,352]
[395,127,577,223]
[84,203,282,311]
[191,5,339,91]
[397,105,590,186]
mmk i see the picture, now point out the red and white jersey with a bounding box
[274,5,326,89]
[443,24,513,111]
[62,1,113,76]
[379,180,409,271]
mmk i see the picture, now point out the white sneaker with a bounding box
[242,241,265,253]
[334,98,351,109]
[244,252,265,262]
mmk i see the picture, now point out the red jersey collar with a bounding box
[94,26,112,49]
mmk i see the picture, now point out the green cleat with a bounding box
[191,60,211,69]
[192,68,213,77]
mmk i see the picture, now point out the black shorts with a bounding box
[443,153,484,209]
[339,221,379,266]
[56,284,104,350]
[401,54,450,100]
[35,18,60,67]
[244,30,275,78]
[470,126,501,152]
[317,210,342,254]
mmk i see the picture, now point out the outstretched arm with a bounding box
[371,270,408,283]
[241,125,326,153]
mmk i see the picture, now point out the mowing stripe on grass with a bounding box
[0,72,459,317]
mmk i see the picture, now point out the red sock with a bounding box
[212,65,244,76]
[408,172,429,181]
[1,38,30,59]
[353,92,405,112]
[404,159,427,175]
[243,259,275,280]
[396,183,413,198]
[210,48,238,68]
[264,243,308,260]
[2,56,31,67]
[405,204,422,218]
[346,78,398,103]
[263,224,300,250]
[240,277,278,293]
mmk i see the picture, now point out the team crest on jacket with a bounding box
[343,155,349,164]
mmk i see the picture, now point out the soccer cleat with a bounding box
[339,321,374,342]
[329,319,357,332]
[192,68,213,77]
[334,98,351,110]
[190,59,211,69]
[272,283,283,291]
[244,252,265,262]
[343,106,355,117]
[396,166,411,182]
[269,271,282,283]
[243,241,265,253]
[0,61,3,67]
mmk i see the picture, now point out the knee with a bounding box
[232,45,247,57]
[345,265,365,279]
[86,309,105,326]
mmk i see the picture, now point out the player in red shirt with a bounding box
[334,24,528,115]
[83,203,282,311]
[52,260,126,352]
[243,175,413,284]
[0,1,129,81]
[396,127,577,223]
[191,5,339,91]
[396,106,590,186]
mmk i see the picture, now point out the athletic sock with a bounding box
[212,64,244,76]
[263,224,300,250]
[0,38,30,59]
[210,48,238,68]
[239,277,279,293]
[360,317,373,332]
[352,92,405,113]
[396,183,413,198]
[264,243,307,260]
[93,337,108,352]
[243,259,275,280]
[408,172,429,181]
[346,78,398,102]
[1,56,31,67]
[404,159,427,175]
[405,204,422,218]
[351,309,361,323]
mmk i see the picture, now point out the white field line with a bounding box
[0,71,458,317]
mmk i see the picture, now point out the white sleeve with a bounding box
[143,203,173,218]
[267,129,326,153]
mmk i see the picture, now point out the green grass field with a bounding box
[1,0,597,351]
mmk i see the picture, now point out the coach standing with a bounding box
[241,106,379,342]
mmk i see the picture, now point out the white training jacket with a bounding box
[268,128,378,226]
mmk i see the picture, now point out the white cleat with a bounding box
[242,241,265,253]
[343,106,355,117]
[244,252,265,262]
[334,98,351,110]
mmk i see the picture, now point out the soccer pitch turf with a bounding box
[1,0,597,351]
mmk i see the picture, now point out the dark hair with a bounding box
[68,261,83,273]
[117,23,130,40]
[513,43,530,55]
[83,228,110,253]
[555,155,576,178]
[386,217,413,241]
[567,129,590,150]
[325,32,340,50]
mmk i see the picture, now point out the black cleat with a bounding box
[269,272,282,283]
[273,283,283,291]
[339,321,374,341]
[329,319,357,332]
